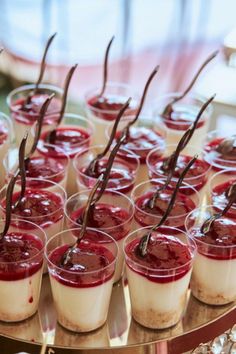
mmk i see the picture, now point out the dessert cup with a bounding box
[65,189,134,283]
[7,84,62,146]
[0,219,46,322]
[0,112,13,188]
[4,145,69,193]
[85,82,139,144]
[152,92,213,152]
[147,144,211,203]
[208,169,236,219]
[186,205,236,305]
[124,226,196,329]
[105,115,166,185]
[73,145,139,196]
[45,228,118,332]
[37,113,94,196]
[131,179,199,231]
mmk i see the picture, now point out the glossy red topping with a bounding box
[49,242,115,287]
[211,180,236,219]
[191,218,236,260]
[0,233,43,280]
[125,234,192,283]
[39,127,91,158]
[204,137,236,171]
[70,203,131,241]
[88,95,136,121]
[0,124,8,145]
[115,127,165,163]
[135,190,196,230]
[149,155,209,193]
[80,158,135,194]
[162,104,205,130]
[11,94,61,125]
[3,190,64,229]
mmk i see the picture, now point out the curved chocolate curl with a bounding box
[47,64,78,143]
[98,36,115,97]
[0,174,18,239]
[85,97,131,175]
[148,95,215,209]
[138,155,198,257]
[201,183,236,234]
[216,134,236,155]
[162,50,218,116]
[61,175,103,266]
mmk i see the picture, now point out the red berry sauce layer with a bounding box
[191,218,236,260]
[125,234,192,283]
[49,242,115,287]
[80,158,135,194]
[87,95,137,121]
[70,203,131,241]
[11,94,61,125]
[4,190,64,229]
[135,190,196,231]
[0,233,43,280]
[149,155,209,193]
[0,124,8,145]
[161,104,205,130]
[115,127,165,163]
[39,128,91,158]
[211,180,236,219]
[204,137,236,171]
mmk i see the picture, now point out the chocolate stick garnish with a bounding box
[61,176,103,266]
[201,183,236,234]
[85,97,131,175]
[25,33,57,105]
[138,155,197,257]
[148,95,215,209]
[47,64,78,143]
[0,174,18,239]
[98,36,114,98]
[162,50,218,115]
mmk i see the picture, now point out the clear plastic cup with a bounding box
[208,169,236,218]
[4,144,70,193]
[45,228,118,332]
[73,145,140,196]
[105,115,166,185]
[124,225,196,329]
[131,179,199,231]
[0,112,13,188]
[152,92,213,151]
[65,189,134,283]
[85,82,139,144]
[185,205,236,305]
[0,219,46,322]
[147,145,211,203]
[7,84,63,146]
[36,113,95,196]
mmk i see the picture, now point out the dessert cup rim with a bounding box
[0,112,14,143]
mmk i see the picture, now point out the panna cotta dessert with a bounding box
[203,130,236,182]
[7,84,62,145]
[0,219,46,322]
[152,93,212,153]
[37,113,94,196]
[186,206,236,305]
[85,82,139,144]
[45,228,118,332]
[124,226,196,329]
[4,145,69,193]
[132,179,199,231]
[73,145,139,196]
[65,189,134,282]
[106,116,166,185]
[0,113,12,188]
[147,145,211,202]
[0,179,66,241]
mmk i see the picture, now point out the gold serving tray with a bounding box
[0,274,235,354]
